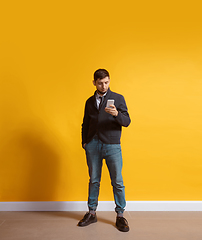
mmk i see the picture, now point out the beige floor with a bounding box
[0,211,202,240]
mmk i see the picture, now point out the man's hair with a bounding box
[94,69,110,81]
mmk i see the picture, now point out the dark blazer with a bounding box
[82,88,131,145]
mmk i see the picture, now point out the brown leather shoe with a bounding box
[78,212,97,227]
[116,217,130,232]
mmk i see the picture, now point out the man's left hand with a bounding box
[105,105,118,117]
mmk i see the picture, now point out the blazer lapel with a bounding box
[93,91,99,111]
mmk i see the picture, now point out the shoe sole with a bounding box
[116,224,129,232]
[78,218,97,227]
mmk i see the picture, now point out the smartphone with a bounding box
[106,99,114,108]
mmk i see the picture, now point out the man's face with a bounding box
[93,76,110,95]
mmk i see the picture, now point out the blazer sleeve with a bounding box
[81,101,90,146]
[114,95,131,127]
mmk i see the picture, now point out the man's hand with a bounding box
[105,105,118,117]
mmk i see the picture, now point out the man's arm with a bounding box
[105,95,131,127]
[81,101,90,147]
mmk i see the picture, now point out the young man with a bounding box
[78,69,131,232]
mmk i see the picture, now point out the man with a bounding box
[78,69,131,232]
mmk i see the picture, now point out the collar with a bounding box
[93,88,111,109]
[94,88,111,97]
[95,91,108,99]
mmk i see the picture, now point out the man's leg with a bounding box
[104,143,129,232]
[85,137,103,211]
[104,144,126,213]
[78,136,102,227]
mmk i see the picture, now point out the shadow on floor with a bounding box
[36,211,116,227]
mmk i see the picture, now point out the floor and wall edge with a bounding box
[0,201,202,211]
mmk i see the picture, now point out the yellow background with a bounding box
[0,1,202,201]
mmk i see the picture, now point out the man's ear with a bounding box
[93,80,96,86]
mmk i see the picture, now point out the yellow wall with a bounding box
[0,1,202,201]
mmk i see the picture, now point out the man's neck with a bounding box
[96,90,108,96]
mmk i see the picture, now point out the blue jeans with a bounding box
[85,135,126,213]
